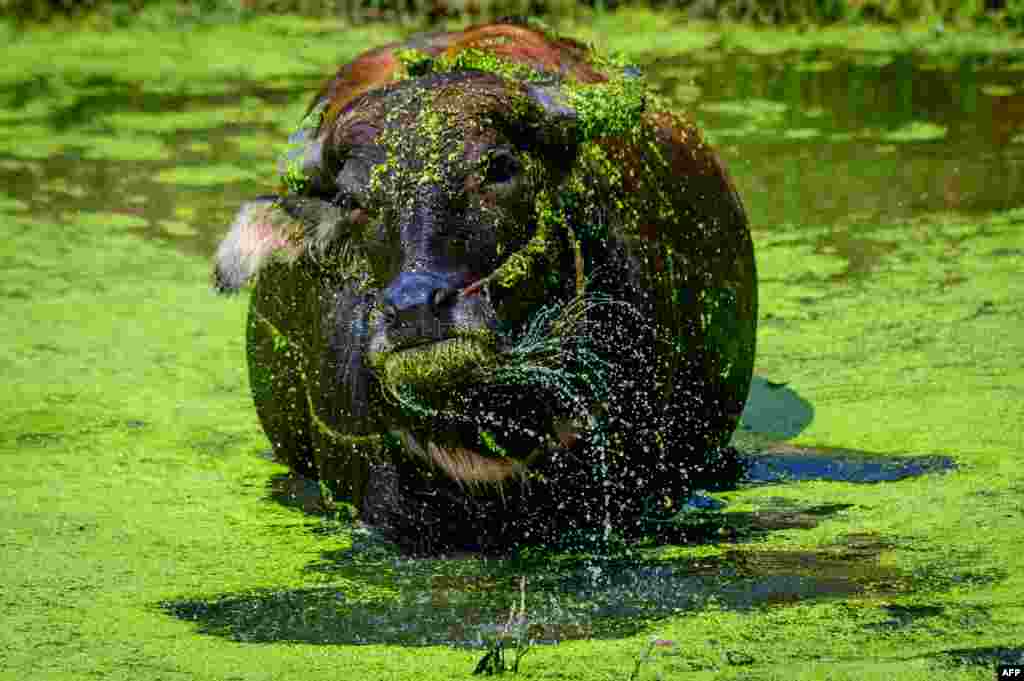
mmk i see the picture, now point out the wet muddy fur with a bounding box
[214,17,757,553]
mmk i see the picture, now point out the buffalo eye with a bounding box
[430,287,458,313]
[483,149,521,186]
[382,303,399,325]
[333,155,375,209]
[331,191,360,212]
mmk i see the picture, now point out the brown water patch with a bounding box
[816,231,902,283]
[864,603,946,631]
[99,417,148,430]
[14,432,64,448]
[267,473,334,515]
[650,496,858,544]
[189,429,248,457]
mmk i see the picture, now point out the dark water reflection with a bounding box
[649,51,1024,230]
[164,519,993,646]
[163,529,897,645]
[2,50,1022,257]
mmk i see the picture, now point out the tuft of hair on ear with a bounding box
[276,195,347,261]
[211,197,300,294]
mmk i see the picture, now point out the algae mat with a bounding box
[2,12,1024,681]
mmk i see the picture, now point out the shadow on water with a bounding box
[161,531,899,645]
[162,525,996,647]
[737,376,814,441]
[733,376,955,485]
[162,377,960,647]
[743,445,955,485]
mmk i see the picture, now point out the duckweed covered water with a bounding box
[2,13,1023,681]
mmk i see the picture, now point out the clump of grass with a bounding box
[374,336,497,407]
[384,293,638,439]
[472,577,533,675]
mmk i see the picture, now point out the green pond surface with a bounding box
[2,12,1023,681]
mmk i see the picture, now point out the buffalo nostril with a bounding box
[430,287,458,313]
[382,303,399,324]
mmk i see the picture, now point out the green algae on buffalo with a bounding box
[212,18,757,553]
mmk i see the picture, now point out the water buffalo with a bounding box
[213,18,757,552]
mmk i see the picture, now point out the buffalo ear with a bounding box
[212,197,299,294]
[524,73,647,149]
[279,127,334,196]
[522,82,579,152]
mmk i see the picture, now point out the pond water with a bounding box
[3,32,1022,674]
[3,49,1023,253]
[671,52,1024,229]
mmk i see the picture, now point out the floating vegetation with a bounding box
[880,121,948,142]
